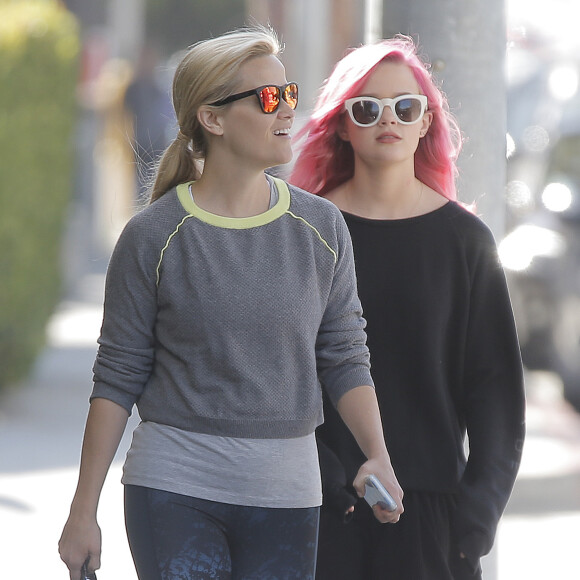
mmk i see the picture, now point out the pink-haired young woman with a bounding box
[291,36,525,580]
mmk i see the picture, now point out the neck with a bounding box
[340,164,424,219]
[191,156,271,218]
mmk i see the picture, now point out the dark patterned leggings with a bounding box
[124,485,320,580]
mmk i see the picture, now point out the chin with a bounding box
[277,148,294,166]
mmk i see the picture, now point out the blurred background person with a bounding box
[124,44,173,201]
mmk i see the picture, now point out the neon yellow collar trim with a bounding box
[176,177,290,229]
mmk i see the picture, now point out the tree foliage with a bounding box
[0,0,80,388]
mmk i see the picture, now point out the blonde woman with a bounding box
[58,27,402,580]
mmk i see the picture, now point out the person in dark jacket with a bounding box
[291,35,526,580]
[124,44,172,200]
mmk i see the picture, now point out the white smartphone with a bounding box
[364,474,397,512]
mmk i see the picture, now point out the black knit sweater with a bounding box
[317,201,526,566]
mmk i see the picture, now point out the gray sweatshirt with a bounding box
[92,177,373,439]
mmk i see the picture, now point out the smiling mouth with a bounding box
[274,128,290,136]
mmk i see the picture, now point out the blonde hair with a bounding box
[150,26,281,202]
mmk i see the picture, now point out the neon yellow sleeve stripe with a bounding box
[285,210,338,264]
[156,215,193,285]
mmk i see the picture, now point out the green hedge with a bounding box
[0,0,80,388]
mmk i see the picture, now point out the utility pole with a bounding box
[381,0,507,238]
[364,0,383,43]
[107,0,145,61]
[246,0,330,112]
[247,0,362,113]
[380,6,506,576]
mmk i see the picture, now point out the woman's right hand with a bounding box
[353,457,404,524]
[58,514,101,580]
[58,398,130,578]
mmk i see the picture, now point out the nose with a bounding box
[278,99,295,120]
[379,104,397,125]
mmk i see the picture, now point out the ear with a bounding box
[419,110,433,138]
[336,113,351,142]
[197,106,224,136]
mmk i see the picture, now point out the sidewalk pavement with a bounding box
[1,273,580,579]
[0,274,139,579]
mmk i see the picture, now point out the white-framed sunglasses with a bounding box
[344,94,428,127]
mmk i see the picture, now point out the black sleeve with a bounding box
[316,389,361,521]
[316,435,359,521]
[452,227,526,569]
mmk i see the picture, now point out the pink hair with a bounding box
[290,35,462,200]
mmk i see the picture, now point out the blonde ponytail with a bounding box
[149,133,200,203]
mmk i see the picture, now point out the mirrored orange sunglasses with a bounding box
[211,82,299,114]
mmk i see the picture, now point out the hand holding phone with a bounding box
[363,474,398,512]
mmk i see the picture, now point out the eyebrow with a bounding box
[356,92,420,99]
